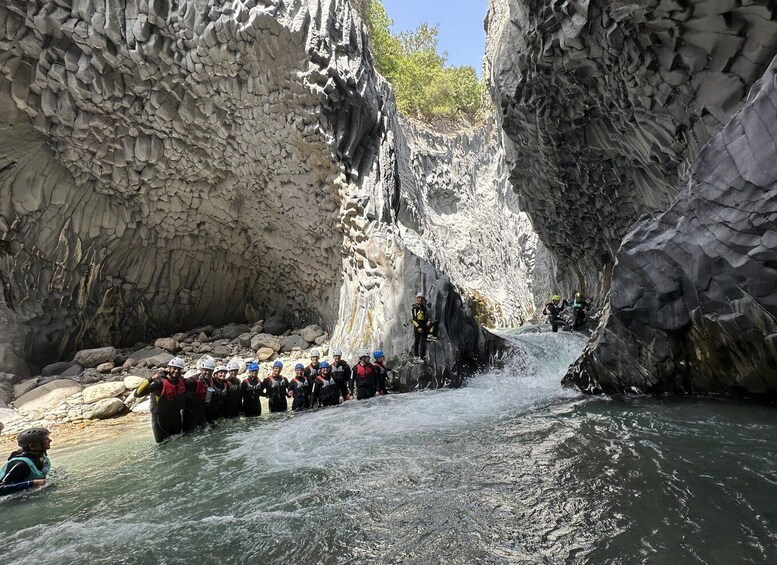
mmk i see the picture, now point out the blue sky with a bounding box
[380,0,489,75]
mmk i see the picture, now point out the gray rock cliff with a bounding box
[0,0,530,386]
[565,57,777,397]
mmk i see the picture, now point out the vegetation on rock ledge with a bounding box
[365,0,487,127]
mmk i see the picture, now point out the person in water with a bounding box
[135,357,187,443]
[331,348,353,401]
[411,293,438,362]
[224,360,243,419]
[212,365,229,419]
[262,360,289,412]
[0,427,51,496]
[542,295,568,332]
[304,349,322,407]
[373,350,389,396]
[184,356,218,429]
[240,362,263,417]
[311,361,341,407]
[352,349,378,400]
[571,292,590,331]
[288,363,309,411]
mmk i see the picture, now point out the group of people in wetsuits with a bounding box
[134,347,391,443]
[542,292,590,332]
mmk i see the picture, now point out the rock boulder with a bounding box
[73,347,117,369]
[14,379,83,416]
[83,382,127,404]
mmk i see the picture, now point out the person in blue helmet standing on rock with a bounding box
[411,292,438,363]
[262,360,289,413]
[288,363,309,411]
[241,362,263,417]
[373,350,389,395]
[0,427,51,496]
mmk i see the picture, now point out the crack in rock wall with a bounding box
[487,0,777,298]
[0,0,528,386]
[565,56,777,397]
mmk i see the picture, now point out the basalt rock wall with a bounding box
[0,0,530,386]
[565,57,777,398]
[487,0,777,300]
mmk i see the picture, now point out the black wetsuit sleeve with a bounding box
[134,379,163,398]
[1,461,33,484]
[0,481,35,496]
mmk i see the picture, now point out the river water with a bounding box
[2,332,776,564]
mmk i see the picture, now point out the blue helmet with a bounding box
[294,363,304,370]
[320,361,330,369]
[247,362,259,372]
[273,360,283,368]
[373,350,385,359]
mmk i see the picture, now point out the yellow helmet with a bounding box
[552,295,561,301]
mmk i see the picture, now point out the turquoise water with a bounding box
[2,332,776,564]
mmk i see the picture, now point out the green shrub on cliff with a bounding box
[365,0,486,127]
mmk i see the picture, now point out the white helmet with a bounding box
[168,357,185,369]
[357,348,369,358]
[332,348,343,356]
[215,365,227,373]
[310,349,321,358]
[416,292,424,299]
[226,360,240,371]
[200,357,216,371]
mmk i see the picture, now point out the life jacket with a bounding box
[315,374,339,404]
[412,303,428,326]
[290,376,308,399]
[1,454,50,481]
[243,379,261,395]
[267,377,286,400]
[159,377,186,401]
[354,363,375,390]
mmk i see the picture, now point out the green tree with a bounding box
[365,0,485,127]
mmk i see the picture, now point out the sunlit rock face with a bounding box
[566,58,777,397]
[487,0,777,296]
[0,0,530,384]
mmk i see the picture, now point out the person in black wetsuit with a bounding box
[331,348,353,401]
[183,356,217,430]
[241,362,262,417]
[262,360,289,413]
[304,349,322,407]
[411,293,438,362]
[542,295,568,333]
[288,363,309,412]
[311,361,341,407]
[352,349,378,400]
[211,365,229,420]
[135,357,188,443]
[372,350,389,396]
[0,428,50,496]
[224,360,243,419]
[571,292,590,331]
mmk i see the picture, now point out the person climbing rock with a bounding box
[0,428,51,496]
[311,361,341,407]
[331,348,353,401]
[262,360,289,413]
[135,357,187,443]
[352,349,378,400]
[241,362,262,417]
[184,356,217,430]
[224,360,243,419]
[542,295,568,333]
[288,363,309,411]
[373,350,389,395]
[411,292,438,362]
[571,292,590,331]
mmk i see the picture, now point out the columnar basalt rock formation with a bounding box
[565,58,777,398]
[488,0,777,297]
[0,0,530,390]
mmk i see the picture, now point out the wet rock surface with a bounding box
[487,0,777,296]
[566,57,777,398]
